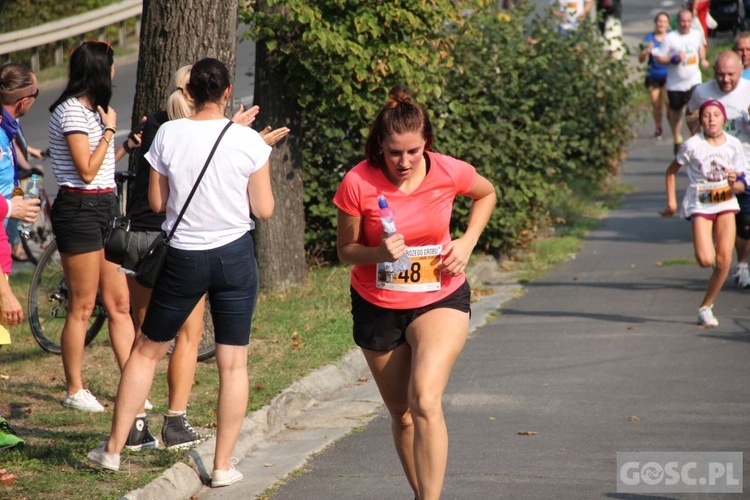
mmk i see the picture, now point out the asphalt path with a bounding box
[253,116,750,499]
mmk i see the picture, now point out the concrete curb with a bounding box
[121,350,372,500]
[121,256,520,500]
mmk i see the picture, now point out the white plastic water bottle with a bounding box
[18,174,40,238]
[378,195,412,273]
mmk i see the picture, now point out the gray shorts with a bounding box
[122,230,163,272]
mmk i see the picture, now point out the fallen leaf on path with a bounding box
[627,415,641,422]
[264,463,275,468]
[517,430,538,436]
[488,416,496,421]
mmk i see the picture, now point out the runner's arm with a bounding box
[336,209,407,266]
[660,159,682,217]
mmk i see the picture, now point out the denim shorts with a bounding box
[351,280,471,352]
[141,232,259,346]
[51,190,118,254]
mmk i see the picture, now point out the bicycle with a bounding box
[18,150,54,265]
[28,170,217,360]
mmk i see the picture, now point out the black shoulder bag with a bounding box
[135,120,233,288]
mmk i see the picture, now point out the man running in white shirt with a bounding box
[653,9,709,154]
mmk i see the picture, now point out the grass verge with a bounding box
[0,176,629,499]
[0,265,354,499]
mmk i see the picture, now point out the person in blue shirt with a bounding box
[639,11,671,139]
[733,32,750,80]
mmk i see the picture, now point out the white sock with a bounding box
[167,409,186,417]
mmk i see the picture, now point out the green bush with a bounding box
[434,5,638,254]
[245,1,636,261]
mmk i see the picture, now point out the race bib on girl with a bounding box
[696,180,732,206]
[375,245,442,292]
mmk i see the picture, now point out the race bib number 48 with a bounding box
[376,245,442,292]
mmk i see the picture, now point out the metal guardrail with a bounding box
[0,0,142,72]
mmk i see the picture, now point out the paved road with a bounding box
[251,123,750,499]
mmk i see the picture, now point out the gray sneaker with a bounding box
[125,415,159,451]
[161,414,203,450]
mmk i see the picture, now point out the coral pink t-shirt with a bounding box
[333,151,476,309]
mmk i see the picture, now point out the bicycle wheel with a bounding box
[166,299,217,361]
[21,194,54,265]
[28,240,106,354]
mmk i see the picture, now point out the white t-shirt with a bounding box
[658,30,704,91]
[49,97,116,189]
[145,118,272,251]
[688,79,750,163]
[676,133,745,218]
[552,0,586,31]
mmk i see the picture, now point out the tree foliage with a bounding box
[241,0,463,259]
[435,5,638,253]
[241,1,637,260]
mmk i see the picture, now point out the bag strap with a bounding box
[165,119,233,243]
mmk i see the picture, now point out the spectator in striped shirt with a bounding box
[48,41,140,415]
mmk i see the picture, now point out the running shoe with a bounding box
[698,305,719,327]
[61,389,105,412]
[654,126,663,140]
[736,265,750,288]
[0,418,24,450]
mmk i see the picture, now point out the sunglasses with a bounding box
[14,87,39,103]
[82,40,114,54]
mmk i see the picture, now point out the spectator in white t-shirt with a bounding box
[653,9,709,154]
[88,58,275,489]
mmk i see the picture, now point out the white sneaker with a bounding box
[736,266,750,288]
[87,444,120,471]
[61,389,105,412]
[212,458,242,487]
[698,305,719,327]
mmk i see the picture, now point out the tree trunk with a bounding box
[131,0,237,128]
[252,29,307,290]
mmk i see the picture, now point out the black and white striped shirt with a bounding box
[48,97,115,189]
